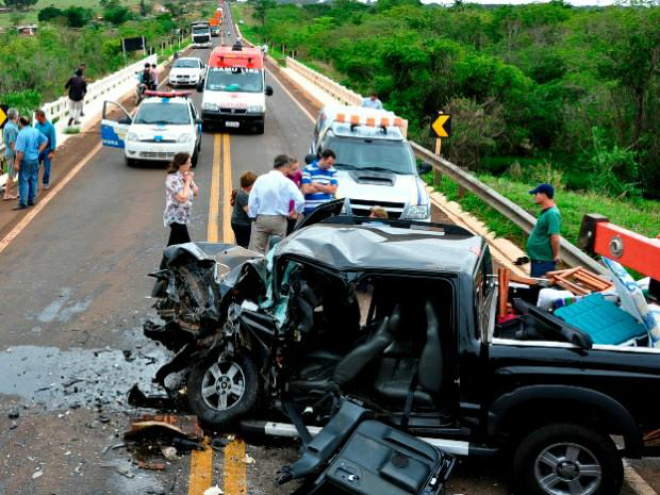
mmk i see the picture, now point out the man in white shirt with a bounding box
[361,92,383,110]
[248,154,305,253]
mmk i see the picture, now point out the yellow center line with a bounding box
[207,133,222,242]
[188,437,213,495]
[224,439,247,495]
[222,133,234,244]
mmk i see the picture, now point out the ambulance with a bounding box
[198,42,273,134]
[310,105,432,220]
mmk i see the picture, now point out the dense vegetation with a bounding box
[0,0,201,114]
[242,0,660,201]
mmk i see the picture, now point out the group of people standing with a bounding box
[240,149,337,253]
[2,108,57,209]
[162,149,338,255]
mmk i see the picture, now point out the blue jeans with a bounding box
[18,159,39,206]
[39,149,52,186]
[531,260,557,278]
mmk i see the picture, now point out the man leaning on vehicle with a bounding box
[527,183,562,278]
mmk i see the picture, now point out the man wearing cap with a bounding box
[527,183,562,278]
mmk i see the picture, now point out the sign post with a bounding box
[0,104,8,129]
[430,112,452,187]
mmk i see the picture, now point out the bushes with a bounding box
[38,6,94,27]
[237,2,660,200]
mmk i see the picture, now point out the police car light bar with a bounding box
[144,90,191,98]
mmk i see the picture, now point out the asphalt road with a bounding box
[0,7,656,495]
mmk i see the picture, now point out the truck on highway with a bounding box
[197,42,274,134]
[209,17,220,37]
[147,206,660,495]
[309,105,432,221]
[191,21,212,48]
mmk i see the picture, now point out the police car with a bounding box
[310,105,432,220]
[101,91,203,167]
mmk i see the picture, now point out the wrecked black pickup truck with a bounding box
[144,199,660,495]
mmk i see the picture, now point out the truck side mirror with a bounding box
[418,162,432,175]
[196,81,204,93]
[265,85,274,97]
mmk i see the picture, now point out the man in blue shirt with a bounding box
[2,108,19,201]
[35,109,57,190]
[301,149,338,215]
[13,116,48,210]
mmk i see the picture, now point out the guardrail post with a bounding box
[433,169,442,187]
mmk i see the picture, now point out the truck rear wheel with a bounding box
[513,423,622,495]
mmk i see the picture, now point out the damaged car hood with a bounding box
[273,223,483,275]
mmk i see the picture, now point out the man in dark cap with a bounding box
[527,183,562,278]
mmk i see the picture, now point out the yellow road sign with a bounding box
[431,113,451,139]
[0,105,8,129]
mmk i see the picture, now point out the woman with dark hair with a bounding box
[231,171,257,248]
[164,152,198,246]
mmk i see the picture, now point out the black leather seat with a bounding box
[374,301,444,406]
[332,306,402,387]
[418,301,444,394]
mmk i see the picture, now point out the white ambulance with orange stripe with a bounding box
[310,105,432,220]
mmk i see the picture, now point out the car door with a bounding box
[101,101,132,148]
[190,102,201,145]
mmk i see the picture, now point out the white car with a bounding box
[310,105,432,221]
[169,57,206,87]
[101,91,202,167]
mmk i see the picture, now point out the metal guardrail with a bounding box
[0,55,156,155]
[410,142,606,274]
[283,58,606,275]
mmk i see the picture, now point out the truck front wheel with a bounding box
[513,423,623,495]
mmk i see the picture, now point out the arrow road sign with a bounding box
[431,113,452,139]
[0,105,8,129]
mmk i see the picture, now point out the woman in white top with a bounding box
[164,152,198,247]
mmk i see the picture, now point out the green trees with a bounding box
[103,0,133,25]
[3,0,38,10]
[38,5,94,27]
[250,0,277,29]
[242,1,660,198]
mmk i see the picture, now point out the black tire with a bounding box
[513,423,623,495]
[187,352,260,429]
[192,150,199,168]
[255,121,265,135]
[125,157,137,167]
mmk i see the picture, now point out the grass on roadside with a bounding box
[425,172,660,251]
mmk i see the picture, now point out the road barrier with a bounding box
[283,57,606,275]
[0,54,157,191]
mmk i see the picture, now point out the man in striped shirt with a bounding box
[301,149,338,215]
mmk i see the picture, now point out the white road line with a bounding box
[624,460,658,495]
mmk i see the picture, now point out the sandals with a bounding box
[3,195,19,201]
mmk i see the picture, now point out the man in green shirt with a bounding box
[527,183,562,278]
